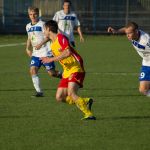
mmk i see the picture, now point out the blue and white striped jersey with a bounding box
[26,20,52,57]
[132,30,150,66]
[53,10,80,42]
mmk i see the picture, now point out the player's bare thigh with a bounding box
[56,82,80,102]
[68,82,80,100]
[139,81,150,95]
[56,88,68,102]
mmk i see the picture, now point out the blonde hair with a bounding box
[28,6,39,14]
[125,22,138,30]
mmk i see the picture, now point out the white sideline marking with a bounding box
[87,72,138,76]
[0,43,25,47]
[0,71,138,76]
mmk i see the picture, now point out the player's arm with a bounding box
[75,16,84,42]
[77,26,84,42]
[107,26,126,34]
[53,12,59,22]
[26,38,32,57]
[41,48,71,63]
[35,37,50,50]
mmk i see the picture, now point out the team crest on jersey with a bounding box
[64,16,75,21]
[31,33,36,41]
[28,26,42,32]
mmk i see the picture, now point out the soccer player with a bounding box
[108,22,150,97]
[41,20,96,120]
[26,7,61,97]
[53,0,84,47]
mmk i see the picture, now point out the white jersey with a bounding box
[53,10,80,42]
[132,30,150,66]
[26,20,52,57]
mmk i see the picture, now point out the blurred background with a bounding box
[0,0,150,34]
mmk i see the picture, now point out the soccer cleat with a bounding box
[31,92,44,97]
[87,98,93,111]
[81,115,96,120]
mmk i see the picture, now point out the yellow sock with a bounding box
[75,97,93,117]
[65,96,75,105]
[83,98,90,104]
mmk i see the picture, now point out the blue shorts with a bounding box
[30,56,55,71]
[139,66,150,81]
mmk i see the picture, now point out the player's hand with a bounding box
[40,57,54,63]
[80,36,84,42]
[26,49,32,57]
[35,44,42,50]
[107,27,116,34]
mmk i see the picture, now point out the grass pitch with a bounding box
[0,35,150,150]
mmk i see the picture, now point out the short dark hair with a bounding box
[45,20,58,33]
[125,22,139,30]
[63,0,71,6]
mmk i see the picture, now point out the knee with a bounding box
[48,70,57,77]
[67,91,76,101]
[30,68,37,75]
[139,87,147,95]
[55,94,65,102]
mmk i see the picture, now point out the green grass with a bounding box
[0,35,150,150]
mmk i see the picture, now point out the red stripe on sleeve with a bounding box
[57,34,69,51]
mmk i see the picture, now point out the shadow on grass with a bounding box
[83,88,138,91]
[96,94,142,98]
[0,87,138,92]
[98,115,150,121]
[0,115,33,119]
[0,88,56,92]
[0,88,142,98]
[1,115,150,121]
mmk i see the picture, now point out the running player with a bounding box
[53,0,84,47]
[41,20,96,120]
[26,6,61,97]
[108,22,150,96]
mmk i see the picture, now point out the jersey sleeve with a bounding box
[53,12,59,22]
[57,34,70,51]
[26,24,30,37]
[41,21,45,33]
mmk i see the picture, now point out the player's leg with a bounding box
[139,81,150,96]
[30,56,43,97]
[55,78,73,104]
[56,87,68,102]
[139,66,150,96]
[56,80,94,116]
[68,82,96,120]
[55,75,95,119]
[54,77,76,104]
[67,72,93,109]
[43,59,62,78]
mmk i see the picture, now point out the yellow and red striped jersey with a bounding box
[51,33,84,78]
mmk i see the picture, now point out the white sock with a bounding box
[32,74,42,93]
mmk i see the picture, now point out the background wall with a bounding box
[0,0,150,34]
